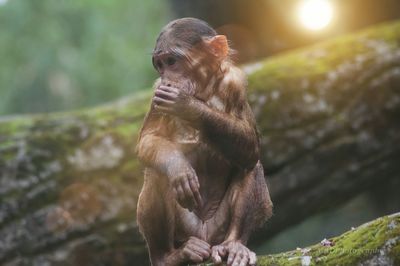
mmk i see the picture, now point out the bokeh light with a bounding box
[298,0,334,31]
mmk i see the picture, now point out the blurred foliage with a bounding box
[256,193,384,254]
[0,0,169,115]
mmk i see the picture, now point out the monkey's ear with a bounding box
[206,35,229,59]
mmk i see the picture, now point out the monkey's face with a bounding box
[152,52,184,81]
[152,18,229,95]
[152,51,197,95]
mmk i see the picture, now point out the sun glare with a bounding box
[298,0,333,31]
[0,0,8,6]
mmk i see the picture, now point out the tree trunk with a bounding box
[1,21,400,265]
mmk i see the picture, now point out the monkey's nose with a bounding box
[167,84,171,87]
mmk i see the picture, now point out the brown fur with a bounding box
[136,18,272,266]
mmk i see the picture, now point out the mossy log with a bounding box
[198,212,400,266]
[1,21,400,265]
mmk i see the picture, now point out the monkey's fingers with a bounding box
[211,246,226,264]
[172,186,178,200]
[181,248,203,263]
[159,85,180,95]
[189,178,203,208]
[153,96,174,106]
[211,249,222,264]
[187,243,211,259]
[155,89,177,101]
[227,248,238,266]
[219,246,227,257]
[237,255,249,266]
[181,179,196,210]
[187,236,211,250]
[175,183,187,207]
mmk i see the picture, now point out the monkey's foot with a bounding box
[211,241,256,266]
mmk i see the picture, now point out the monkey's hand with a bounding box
[166,160,203,211]
[153,85,199,121]
[211,241,256,266]
[178,237,211,264]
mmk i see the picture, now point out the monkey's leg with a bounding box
[137,169,211,266]
[137,169,175,266]
[211,161,273,265]
[226,161,273,243]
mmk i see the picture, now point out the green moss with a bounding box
[390,244,400,265]
[256,214,400,266]
[0,116,33,138]
[86,90,152,121]
[257,250,305,266]
[248,21,400,93]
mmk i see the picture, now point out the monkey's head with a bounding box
[152,18,229,94]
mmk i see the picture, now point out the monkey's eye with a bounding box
[165,56,176,66]
[155,60,163,70]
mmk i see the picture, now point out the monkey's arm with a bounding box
[137,133,186,175]
[137,111,177,172]
[189,99,259,170]
[154,86,259,170]
[136,110,202,209]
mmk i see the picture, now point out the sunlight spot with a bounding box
[298,0,333,31]
[0,0,8,6]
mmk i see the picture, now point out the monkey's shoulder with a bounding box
[206,95,225,111]
[216,64,248,108]
[220,63,247,89]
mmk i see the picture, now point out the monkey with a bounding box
[136,18,273,266]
